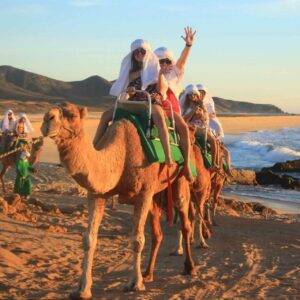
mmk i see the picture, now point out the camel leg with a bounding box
[143,199,163,283]
[173,177,197,276]
[194,193,209,249]
[170,222,184,256]
[125,193,152,292]
[0,163,10,194]
[70,196,105,300]
[189,198,196,245]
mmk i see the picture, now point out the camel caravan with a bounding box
[0,27,232,299]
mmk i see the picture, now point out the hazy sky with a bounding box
[1,0,300,113]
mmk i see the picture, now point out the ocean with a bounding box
[223,127,300,211]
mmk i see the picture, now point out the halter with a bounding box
[49,106,81,139]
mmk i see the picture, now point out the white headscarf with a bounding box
[154,47,184,99]
[20,150,31,160]
[1,109,16,132]
[196,84,215,115]
[179,84,200,116]
[17,113,34,133]
[110,39,160,96]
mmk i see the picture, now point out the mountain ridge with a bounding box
[0,65,284,114]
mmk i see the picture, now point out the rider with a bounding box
[93,39,173,168]
[196,84,232,174]
[180,84,219,171]
[154,26,196,181]
[15,113,34,147]
[1,109,17,151]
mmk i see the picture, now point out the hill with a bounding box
[0,65,284,114]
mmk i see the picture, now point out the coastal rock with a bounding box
[226,169,257,185]
[256,170,300,190]
[263,159,300,172]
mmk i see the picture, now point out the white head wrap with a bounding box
[17,113,34,133]
[196,84,215,114]
[179,84,200,116]
[154,47,184,99]
[20,150,31,159]
[110,39,160,96]
[1,109,16,132]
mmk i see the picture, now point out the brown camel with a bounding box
[142,131,212,283]
[41,102,195,299]
[0,137,43,193]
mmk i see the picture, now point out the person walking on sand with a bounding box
[14,150,37,200]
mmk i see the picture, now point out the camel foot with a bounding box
[69,290,92,300]
[142,272,154,283]
[169,248,183,256]
[203,230,212,239]
[196,242,209,249]
[182,263,197,276]
[190,238,195,245]
[124,281,146,292]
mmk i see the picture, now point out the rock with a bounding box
[5,194,21,207]
[256,170,283,185]
[248,202,277,216]
[263,159,300,172]
[38,224,67,233]
[0,197,8,215]
[256,171,300,190]
[226,169,257,185]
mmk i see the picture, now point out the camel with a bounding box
[0,137,44,193]
[41,102,196,299]
[142,135,212,283]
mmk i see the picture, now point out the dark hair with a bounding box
[130,53,143,74]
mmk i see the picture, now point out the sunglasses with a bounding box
[133,48,146,55]
[159,58,172,65]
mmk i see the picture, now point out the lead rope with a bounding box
[0,136,44,160]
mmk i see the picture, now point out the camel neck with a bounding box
[56,125,126,195]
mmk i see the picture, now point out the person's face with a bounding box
[198,90,206,101]
[187,93,200,103]
[159,58,173,74]
[8,112,12,120]
[133,47,146,63]
[20,117,26,122]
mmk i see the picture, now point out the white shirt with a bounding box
[164,66,184,99]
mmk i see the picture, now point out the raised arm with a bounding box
[176,27,196,71]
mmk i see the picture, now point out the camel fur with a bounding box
[41,102,195,299]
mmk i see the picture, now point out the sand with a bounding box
[0,163,299,299]
[0,112,299,299]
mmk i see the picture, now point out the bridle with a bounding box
[47,106,81,139]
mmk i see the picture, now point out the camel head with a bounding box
[41,102,87,140]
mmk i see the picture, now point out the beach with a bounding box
[28,113,300,164]
[0,113,299,299]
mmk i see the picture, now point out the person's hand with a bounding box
[126,86,136,97]
[181,26,196,46]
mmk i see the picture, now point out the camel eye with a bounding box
[49,115,55,121]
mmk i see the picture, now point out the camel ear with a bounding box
[80,107,88,119]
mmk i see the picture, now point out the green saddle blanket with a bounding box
[195,135,228,171]
[113,108,197,177]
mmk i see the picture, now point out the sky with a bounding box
[1,0,300,113]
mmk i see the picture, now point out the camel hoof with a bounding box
[196,243,209,249]
[169,249,183,256]
[124,281,146,292]
[182,265,197,276]
[190,238,195,245]
[69,290,92,300]
[143,273,154,283]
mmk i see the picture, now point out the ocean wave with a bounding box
[225,127,300,169]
